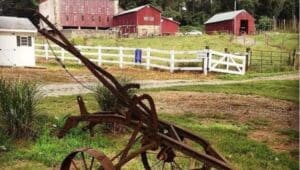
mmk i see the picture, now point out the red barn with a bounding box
[161,17,180,35]
[39,0,119,29]
[204,10,255,35]
[113,5,161,36]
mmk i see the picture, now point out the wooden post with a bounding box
[146,48,151,70]
[294,49,299,70]
[292,49,296,66]
[170,50,175,73]
[224,48,229,70]
[205,46,210,73]
[44,44,49,60]
[245,47,251,71]
[97,46,102,66]
[119,47,124,69]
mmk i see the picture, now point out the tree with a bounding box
[0,0,38,16]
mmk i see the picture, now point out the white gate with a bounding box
[208,50,246,75]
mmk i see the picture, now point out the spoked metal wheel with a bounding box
[60,148,114,170]
[141,145,207,170]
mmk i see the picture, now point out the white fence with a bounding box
[35,44,247,75]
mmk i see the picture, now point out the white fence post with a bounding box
[146,48,151,70]
[208,49,212,72]
[44,44,49,60]
[61,47,65,61]
[98,46,102,66]
[242,54,247,74]
[170,50,175,73]
[119,46,124,69]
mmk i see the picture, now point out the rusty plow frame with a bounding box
[27,10,233,170]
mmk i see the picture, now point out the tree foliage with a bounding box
[120,0,299,26]
[0,0,298,27]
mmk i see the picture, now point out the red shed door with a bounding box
[240,20,248,34]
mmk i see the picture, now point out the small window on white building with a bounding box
[17,36,32,47]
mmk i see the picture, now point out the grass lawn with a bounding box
[37,33,297,52]
[149,80,299,103]
[0,79,298,169]
[1,112,298,170]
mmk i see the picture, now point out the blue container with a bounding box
[135,49,142,63]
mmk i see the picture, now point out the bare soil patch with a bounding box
[0,62,212,83]
[150,91,299,152]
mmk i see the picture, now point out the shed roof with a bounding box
[115,4,161,16]
[161,17,180,25]
[204,9,247,24]
[0,16,37,33]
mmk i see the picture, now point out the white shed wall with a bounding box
[0,32,35,67]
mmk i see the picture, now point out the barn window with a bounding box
[107,16,110,22]
[99,16,101,22]
[144,16,154,22]
[16,36,32,47]
[81,15,84,21]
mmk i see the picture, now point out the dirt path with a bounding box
[150,91,299,153]
[41,73,299,96]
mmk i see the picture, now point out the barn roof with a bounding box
[161,17,180,25]
[115,4,161,16]
[0,16,37,33]
[204,9,247,24]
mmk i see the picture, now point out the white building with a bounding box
[0,16,37,67]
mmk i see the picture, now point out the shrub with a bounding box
[94,77,135,112]
[257,16,273,31]
[94,77,136,133]
[0,79,41,139]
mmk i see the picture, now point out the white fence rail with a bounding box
[35,44,247,75]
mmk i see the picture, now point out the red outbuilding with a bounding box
[204,9,255,35]
[161,17,180,35]
[39,0,118,29]
[113,5,161,36]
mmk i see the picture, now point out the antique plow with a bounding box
[28,10,233,170]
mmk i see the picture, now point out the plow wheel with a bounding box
[141,146,207,170]
[60,148,115,170]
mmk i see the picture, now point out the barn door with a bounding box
[240,20,248,34]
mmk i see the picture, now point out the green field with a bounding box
[149,80,299,103]
[0,80,298,169]
[63,33,297,52]
[36,32,298,73]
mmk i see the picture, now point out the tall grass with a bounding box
[0,79,41,139]
[94,77,135,112]
[94,77,135,132]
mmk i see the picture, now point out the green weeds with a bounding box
[149,80,299,103]
[0,79,42,139]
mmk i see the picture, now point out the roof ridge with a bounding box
[204,9,248,24]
